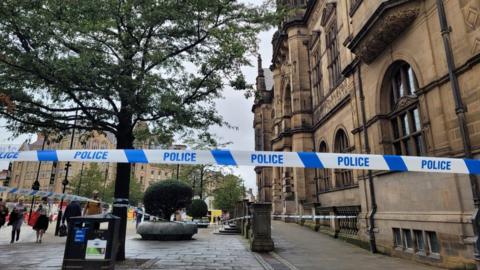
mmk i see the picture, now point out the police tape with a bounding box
[224,215,357,222]
[0,149,479,175]
[0,186,96,202]
[272,215,357,220]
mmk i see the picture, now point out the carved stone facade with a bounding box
[253,0,480,268]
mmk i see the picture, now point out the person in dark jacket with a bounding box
[0,201,8,229]
[61,200,82,225]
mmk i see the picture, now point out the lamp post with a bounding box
[76,141,86,195]
[172,144,186,180]
[28,133,48,223]
[55,110,78,236]
[28,179,40,223]
[102,164,109,199]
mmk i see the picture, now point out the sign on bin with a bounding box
[85,238,107,260]
[74,228,86,243]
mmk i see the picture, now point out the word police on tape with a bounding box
[0,149,478,175]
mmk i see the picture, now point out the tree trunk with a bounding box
[112,113,134,261]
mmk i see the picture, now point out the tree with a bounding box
[186,199,208,219]
[70,163,105,198]
[0,0,274,260]
[180,165,224,199]
[143,179,193,220]
[179,139,232,199]
[213,174,245,214]
[103,176,144,206]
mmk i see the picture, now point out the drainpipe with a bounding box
[357,64,377,253]
[436,0,480,265]
[304,39,320,203]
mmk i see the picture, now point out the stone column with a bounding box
[243,200,251,239]
[312,203,320,231]
[249,203,274,252]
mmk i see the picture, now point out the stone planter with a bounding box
[137,221,198,240]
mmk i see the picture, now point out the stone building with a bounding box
[132,163,174,191]
[253,0,480,268]
[9,131,117,195]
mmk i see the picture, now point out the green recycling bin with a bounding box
[62,213,120,270]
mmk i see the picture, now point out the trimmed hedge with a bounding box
[143,179,193,220]
[186,199,208,219]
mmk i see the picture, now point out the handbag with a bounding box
[59,224,68,237]
[28,211,40,227]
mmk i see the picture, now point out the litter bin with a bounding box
[62,213,120,270]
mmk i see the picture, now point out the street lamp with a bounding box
[76,141,87,195]
[28,179,40,223]
[54,162,71,235]
[172,144,186,180]
[28,133,48,223]
[55,110,78,236]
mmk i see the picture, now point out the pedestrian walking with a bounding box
[33,197,49,243]
[83,190,101,216]
[62,200,82,225]
[8,198,26,243]
[135,203,143,229]
[0,199,8,229]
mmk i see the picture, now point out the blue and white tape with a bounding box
[225,215,357,222]
[0,186,97,202]
[0,149,478,175]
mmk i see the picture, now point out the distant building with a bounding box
[9,131,117,195]
[0,169,8,200]
[0,169,8,181]
[246,188,256,203]
[132,163,174,191]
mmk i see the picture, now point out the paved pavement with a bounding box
[0,220,444,270]
[0,221,265,270]
[269,221,440,270]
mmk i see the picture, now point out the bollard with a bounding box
[249,203,274,252]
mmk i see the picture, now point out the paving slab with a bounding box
[0,222,266,270]
[269,220,441,270]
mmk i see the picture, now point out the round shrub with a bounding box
[186,199,208,219]
[143,179,193,220]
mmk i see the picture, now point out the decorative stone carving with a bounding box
[462,0,480,54]
[392,95,418,113]
[347,1,421,64]
[473,38,480,54]
[315,77,353,122]
[465,5,479,29]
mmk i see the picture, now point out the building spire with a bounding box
[258,54,264,77]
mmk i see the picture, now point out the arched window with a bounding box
[334,129,353,187]
[387,62,424,156]
[317,141,331,192]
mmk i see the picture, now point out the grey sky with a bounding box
[0,0,276,194]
